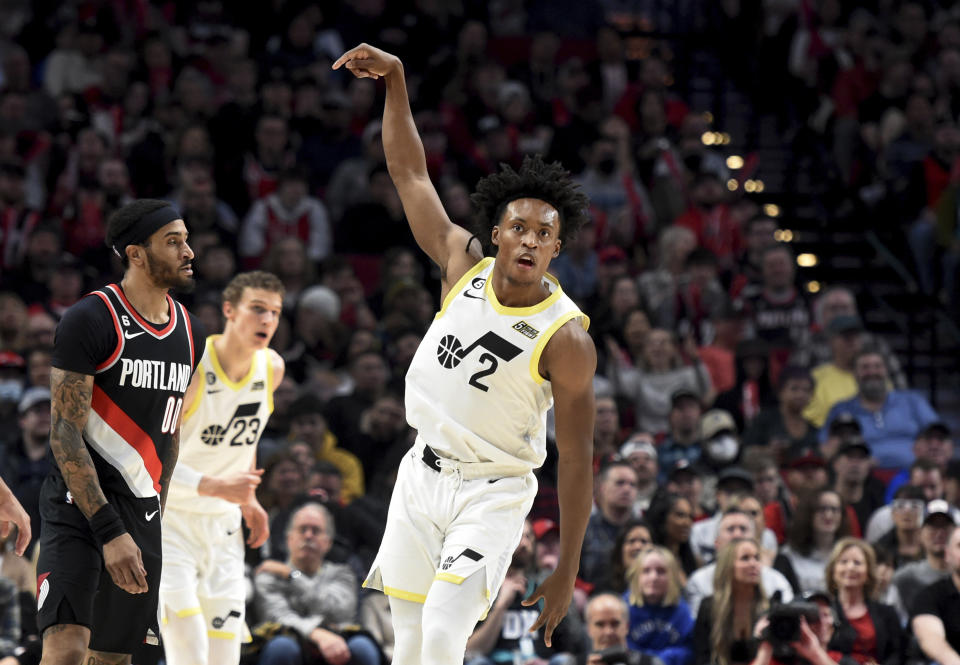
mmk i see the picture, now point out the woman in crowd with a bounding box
[693,538,767,665]
[597,518,654,593]
[609,327,713,435]
[779,489,851,594]
[825,538,904,665]
[625,546,695,665]
[713,340,776,431]
[647,492,699,578]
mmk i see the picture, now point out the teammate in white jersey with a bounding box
[160,271,285,665]
[334,44,597,665]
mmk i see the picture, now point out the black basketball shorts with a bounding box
[36,474,162,654]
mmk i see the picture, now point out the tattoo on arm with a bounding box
[49,368,106,519]
[159,426,180,512]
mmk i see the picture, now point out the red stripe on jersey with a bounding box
[107,284,178,337]
[179,302,195,368]
[91,385,163,492]
[91,292,124,371]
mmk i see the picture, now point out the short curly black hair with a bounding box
[469,154,590,254]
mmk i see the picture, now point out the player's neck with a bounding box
[120,272,170,323]
[213,332,255,383]
[488,267,550,308]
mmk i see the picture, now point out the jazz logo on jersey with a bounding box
[441,548,483,570]
[201,402,261,446]
[436,331,522,392]
[512,321,539,339]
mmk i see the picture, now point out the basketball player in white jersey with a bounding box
[334,44,596,665]
[159,271,285,665]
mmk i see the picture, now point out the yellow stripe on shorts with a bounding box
[383,586,427,604]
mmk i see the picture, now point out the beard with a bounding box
[859,377,886,402]
[144,247,195,293]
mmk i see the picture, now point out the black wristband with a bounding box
[89,503,128,547]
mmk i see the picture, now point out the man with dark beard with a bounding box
[36,200,205,665]
[821,349,939,472]
[466,519,586,665]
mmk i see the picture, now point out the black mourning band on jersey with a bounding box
[89,502,128,546]
[111,205,182,258]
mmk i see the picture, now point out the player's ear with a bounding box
[222,300,233,319]
[553,239,561,258]
[126,245,142,265]
[491,225,500,247]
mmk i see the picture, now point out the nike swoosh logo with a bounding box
[462,291,485,300]
[207,389,223,394]
[145,510,159,521]
[124,330,146,339]
[226,528,239,536]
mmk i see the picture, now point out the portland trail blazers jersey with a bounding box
[405,257,588,474]
[51,284,203,499]
[166,335,274,514]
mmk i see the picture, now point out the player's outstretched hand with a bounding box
[0,479,31,556]
[332,43,400,80]
[522,569,575,648]
[241,500,270,548]
[103,533,148,594]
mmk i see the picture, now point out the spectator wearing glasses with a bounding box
[874,486,926,569]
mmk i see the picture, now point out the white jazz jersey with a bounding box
[405,257,588,475]
[165,335,274,514]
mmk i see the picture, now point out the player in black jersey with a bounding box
[38,200,205,665]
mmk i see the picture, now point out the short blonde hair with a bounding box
[825,537,878,598]
[626,546,683,607]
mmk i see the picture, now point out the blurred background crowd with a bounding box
[1,1,960,665]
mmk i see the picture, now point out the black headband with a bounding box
[111,205,182,258]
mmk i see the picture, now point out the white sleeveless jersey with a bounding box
[405,257,588,475]
[166,336,274,514]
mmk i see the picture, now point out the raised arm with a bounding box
[333,44,478,288]
[50,367,147,593]
[523,321,596,647]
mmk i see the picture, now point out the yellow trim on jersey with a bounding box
[528,311,590,384]
[175,607,203,618]
[434,572,466,584]
[208,630,236,640]
[436,257,493,319]
[485,268,564,316]
[265,349,275,414]
[182,377,203,422]
[382,586,427,604]
[208,335,257,391]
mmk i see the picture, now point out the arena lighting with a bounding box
[797,253,818,267]
[703,111,714,123]
[726,155,744,169]
[726,178,739,191]
[763,203,780,217]
[807,281,821,293]
[719,132,732,145]
[744,180,756,192]
[774,229,794,242]
[702,132,716,145]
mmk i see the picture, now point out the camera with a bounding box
[763,600,820,660]
[596,645,632,665]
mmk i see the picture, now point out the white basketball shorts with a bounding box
[364,444,538,612]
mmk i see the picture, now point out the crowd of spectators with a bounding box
[1,1,960,665]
